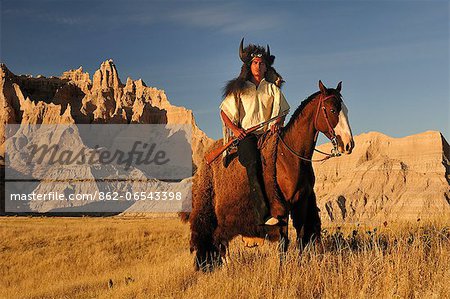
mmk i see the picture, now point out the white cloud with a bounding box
[168,4,283,33]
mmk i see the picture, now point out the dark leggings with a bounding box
[237,134,287,221]
[237,134,261,168]
[237,134,267,203]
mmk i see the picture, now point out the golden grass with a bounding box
[0,217,449,298]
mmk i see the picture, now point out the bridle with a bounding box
[277,93,342,162]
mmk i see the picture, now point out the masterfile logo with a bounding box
[4,124,193,213]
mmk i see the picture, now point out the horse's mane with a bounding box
[284,91,320,131]
[284,88,342,133]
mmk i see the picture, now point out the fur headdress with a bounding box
[223,38,284,98]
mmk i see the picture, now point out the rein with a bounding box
[278,93,342,163]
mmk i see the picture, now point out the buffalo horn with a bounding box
[239,38,245,62]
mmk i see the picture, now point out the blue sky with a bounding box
[1,0,449,141]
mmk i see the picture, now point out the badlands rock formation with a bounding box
[0,60,212,213]
[0,60,213,167]
[313,131,450,224]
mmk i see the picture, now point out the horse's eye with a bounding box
[330,109,336,114]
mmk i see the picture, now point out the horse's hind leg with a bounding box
[190,214,222,271]
[189,197,221,272]
[213,229,230,265]
[189,162,224,271]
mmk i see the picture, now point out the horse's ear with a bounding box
[336,81,342,92]
[319,80,327,94]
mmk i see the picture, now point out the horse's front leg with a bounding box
[303,192,322,246]
[291,195,308,252]
[277,217,290,266]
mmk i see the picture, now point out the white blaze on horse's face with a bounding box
[335,101,354,154]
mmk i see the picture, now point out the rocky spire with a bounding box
[92,59,122,90]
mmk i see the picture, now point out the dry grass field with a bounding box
[0,217,449,299]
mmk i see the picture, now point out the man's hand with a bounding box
[232,127,247,140]
[270,123,281,134]
[270,118,284,134]
[221,110,247,140]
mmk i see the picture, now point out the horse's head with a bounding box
[314,80,354,154]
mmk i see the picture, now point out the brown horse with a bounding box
[187,80,354,271]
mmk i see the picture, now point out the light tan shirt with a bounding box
[219,79,290,144]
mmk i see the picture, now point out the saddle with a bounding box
[222,131,286,218]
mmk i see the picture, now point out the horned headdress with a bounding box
[223,38,284,98]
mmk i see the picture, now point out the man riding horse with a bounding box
[219,38,290,226]
[186,38,354,271]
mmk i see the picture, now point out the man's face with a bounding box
[250,57,266,78]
